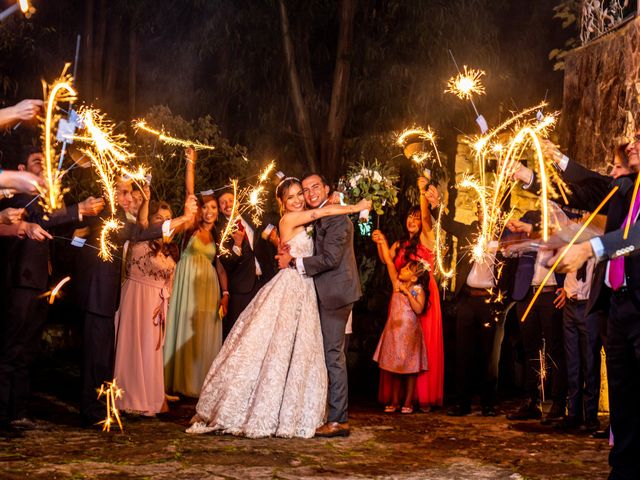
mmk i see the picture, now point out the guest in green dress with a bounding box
[164,148,228,397]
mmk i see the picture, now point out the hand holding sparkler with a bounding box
[423,185,440,210]
[540,139,565,165]
[0,99,43,128]
[17,221,52,241]
[0,170,44,195]
[547,241,595,273]
[78,196,105,217]
[506,219,533,235]
[0,207,24,225]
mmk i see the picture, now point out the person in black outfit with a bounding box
[0,147,104,437]
[217,189,278,338]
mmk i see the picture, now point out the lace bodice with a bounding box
[126,242,176,288]
[287,228,314,258]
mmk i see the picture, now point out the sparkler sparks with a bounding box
[445,66,486,100]
[217,162,275,255]
[96,378,124,432]
[99,218,123,262]
[396,127,442,167]
[40,66,77,213]
[133,120,216,151]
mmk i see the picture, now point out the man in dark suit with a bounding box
[277,173,362,437]
[428,191,514,417]
[505,210,567,424]
[217,190,278,338]
[0,146,104,436]
[518,137,640,479]
[74,178,195,426]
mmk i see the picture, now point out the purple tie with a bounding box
[608,189,640,290]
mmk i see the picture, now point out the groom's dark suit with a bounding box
[302,214,361,423]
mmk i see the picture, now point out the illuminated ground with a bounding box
[1,394,610,480]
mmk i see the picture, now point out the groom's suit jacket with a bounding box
[302,214,362,309]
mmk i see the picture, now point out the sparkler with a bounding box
[623,172,640,240]
[70,108,149,261]
[39,66,77,213]
[520,186,619,322]
[96,378,124,432]
[47,276,71,304]
[396,127,442,168]
[538,341,547,402]
[133,120,216,151]
[445,65,486,101]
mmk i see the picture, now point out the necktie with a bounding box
[608,188,640,290]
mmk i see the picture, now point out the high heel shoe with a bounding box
[384,405,398,413]
[400,406,413,414]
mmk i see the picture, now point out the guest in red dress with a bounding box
[371,176,444,410]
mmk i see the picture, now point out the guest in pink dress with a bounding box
[371,235,430,414]
[372,176,444,410]
[113,201,181,416]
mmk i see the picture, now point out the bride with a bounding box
[186,177,371,438]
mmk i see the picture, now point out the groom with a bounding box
[278,172,362,437]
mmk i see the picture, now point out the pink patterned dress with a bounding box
[373,288,428,374]
[114,241,176,414]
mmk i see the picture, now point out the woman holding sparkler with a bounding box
[113,199,183,417]
[186,178,370,438]
[163,148,229,398]
[371,176,444,411]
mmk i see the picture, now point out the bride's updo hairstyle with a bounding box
[276,177,301,215]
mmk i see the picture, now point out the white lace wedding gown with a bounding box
[187,229,327,438]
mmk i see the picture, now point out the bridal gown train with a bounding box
[187,229,327,438]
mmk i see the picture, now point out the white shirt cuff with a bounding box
[162,220,174,239]
[296,257,306,275]
[77,212,83,223]
[261,224,275,240]
[521,171,534,190]
[590,237,605,261]
[557,154,569,171]
[232,245,242,256]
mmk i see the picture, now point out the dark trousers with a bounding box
[455,293,505,408]
[607,292,640,480]
[563,299,602,421]
[320,302,352,423]
[0,287,48,422]
[223,278,265,339]
[516,291,566,404]
[81,311,115,421]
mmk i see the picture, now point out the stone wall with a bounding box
[560,17,640,169]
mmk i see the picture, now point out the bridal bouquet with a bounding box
[343,159,399,221]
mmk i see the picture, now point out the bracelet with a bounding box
[222,291,229,296]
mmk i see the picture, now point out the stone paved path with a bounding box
[1,394,610,479]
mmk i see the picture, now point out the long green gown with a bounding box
[164,234,221,397]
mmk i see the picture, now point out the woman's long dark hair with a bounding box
[148,200,180,262]
[400,206,422,265]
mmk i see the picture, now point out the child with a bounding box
[372,234,430,414]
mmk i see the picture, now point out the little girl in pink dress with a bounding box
[372,233,430,414]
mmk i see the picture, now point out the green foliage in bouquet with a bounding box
[344,159,399,216]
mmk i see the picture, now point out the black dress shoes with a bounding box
[447,404,471,417]
[506,400,542,420]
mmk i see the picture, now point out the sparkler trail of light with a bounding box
[48,276,71,304]
[458,175,490,262]
[40,67,76,213]
[538,342,547,402]
[99,218,123,262]
[96,378,124,432]
[434,205,455,279]
[445,65,486,101]
[396,127,442,167]
[623,173,640,240]
[134,120,216,151]
[217,162,275,255]
[218,180,239,256]
[520,186,619,322]
[19,0,29,14]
